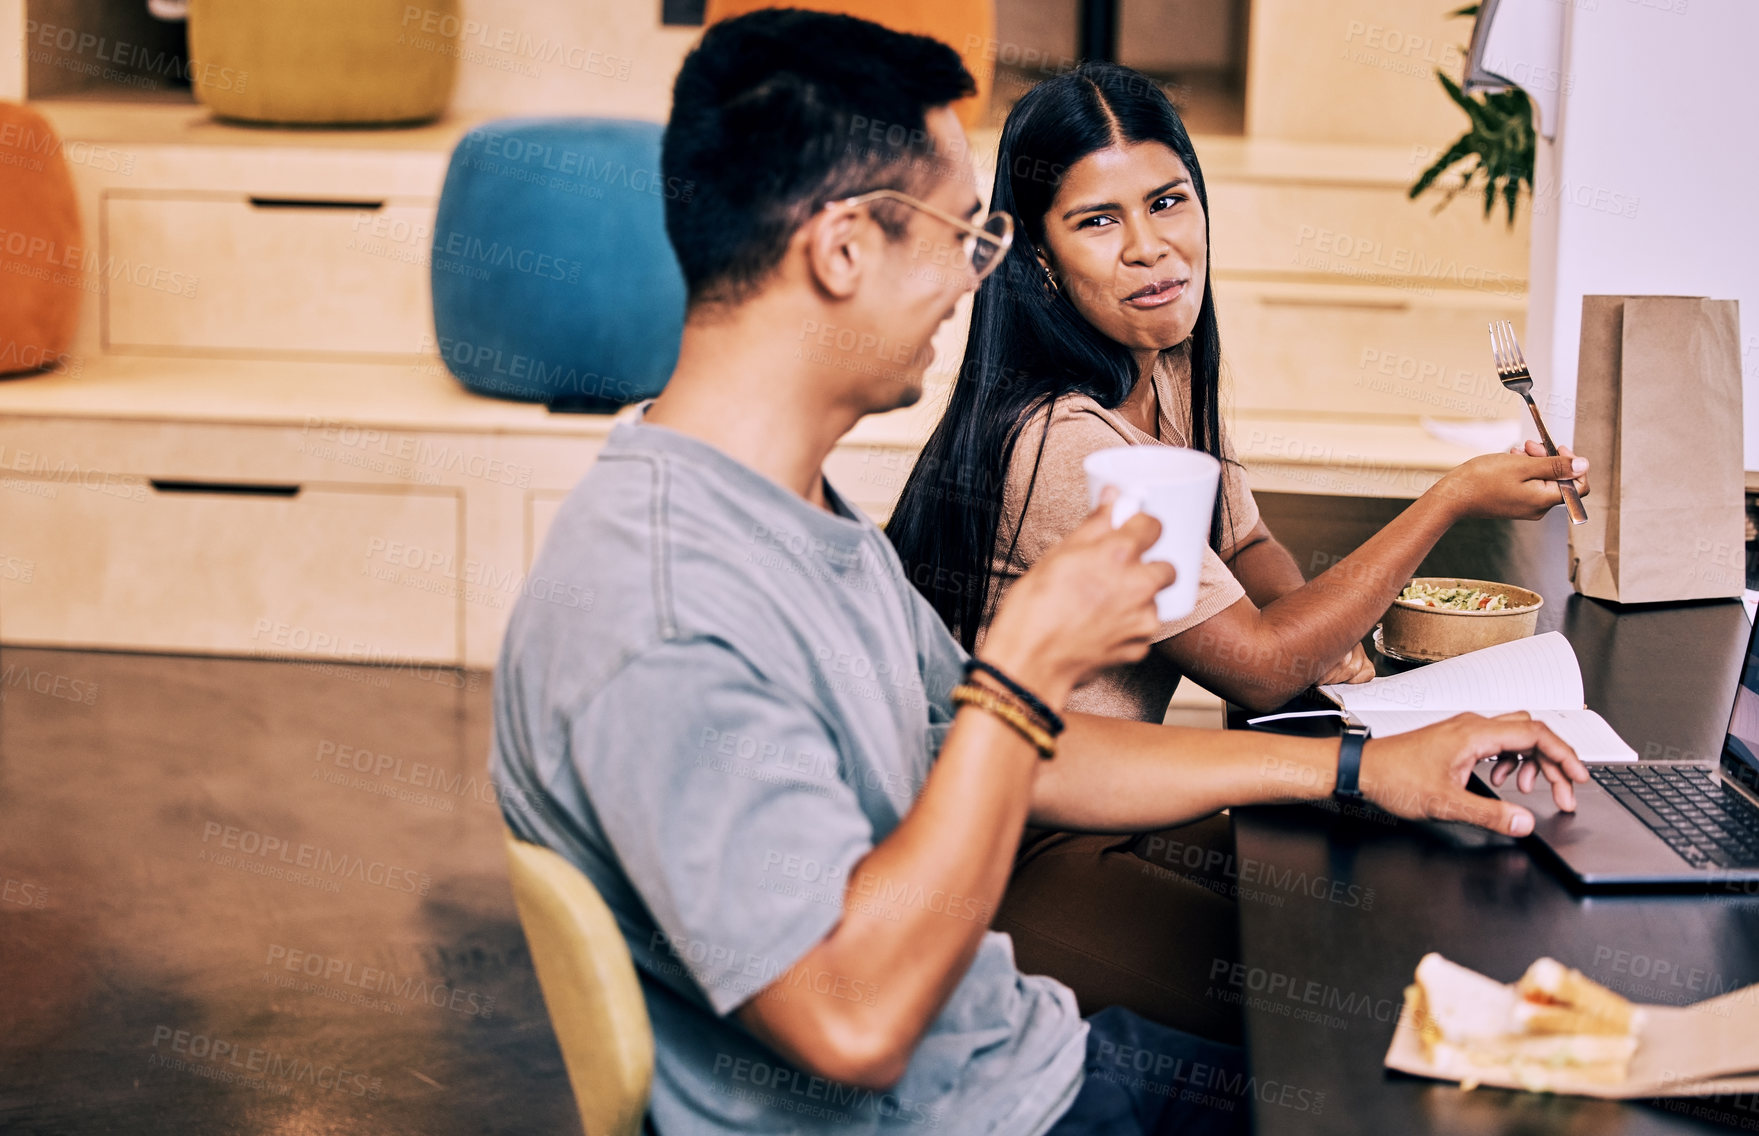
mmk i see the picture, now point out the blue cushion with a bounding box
[430,118,686,407]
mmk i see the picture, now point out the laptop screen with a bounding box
[1722,613,1759,793]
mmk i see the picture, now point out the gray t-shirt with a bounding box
[491,416,1086,1135]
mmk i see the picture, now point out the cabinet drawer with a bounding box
[1208,180,1528,289]
[1215,280,1526,422]
[102,192,437,357]
[0,478,460,662]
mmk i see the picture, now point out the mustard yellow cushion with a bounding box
[0,103,82,376]
[187,0,459,126]
[704,0,996,129]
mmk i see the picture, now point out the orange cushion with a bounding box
[702,0,995,129]
[0,104,82,377]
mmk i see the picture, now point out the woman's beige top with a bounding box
[978,349,1261,723]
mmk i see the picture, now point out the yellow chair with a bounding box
[505,832,654,1136]
[703,0,996,129]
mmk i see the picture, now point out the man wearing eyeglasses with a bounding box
[490,9,1586,1135]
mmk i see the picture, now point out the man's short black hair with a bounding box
[662,9,975,307]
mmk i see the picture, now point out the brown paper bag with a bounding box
[1570,295,1745,603]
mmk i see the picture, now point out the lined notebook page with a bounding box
[1348,707,1637,762]
[1320,632,1586,715]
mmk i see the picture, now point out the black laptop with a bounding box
[1484,612,1759,888]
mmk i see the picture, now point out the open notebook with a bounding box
[1318,632,1637,762]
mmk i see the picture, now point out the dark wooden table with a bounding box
[1230,508,1759,1134]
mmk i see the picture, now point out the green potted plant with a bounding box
[1408,4,1535,226]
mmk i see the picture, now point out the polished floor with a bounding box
[0,646,575,1135]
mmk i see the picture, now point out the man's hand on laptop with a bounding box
[1358,711,1590,837]
[980,488,1179,710]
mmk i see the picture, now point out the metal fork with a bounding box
[1488,320,1588,526]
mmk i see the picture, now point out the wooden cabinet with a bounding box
[0,357,915,667]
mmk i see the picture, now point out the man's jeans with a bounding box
[1046,1006,1250,1136]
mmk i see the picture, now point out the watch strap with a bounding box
[1335,724,1369,800]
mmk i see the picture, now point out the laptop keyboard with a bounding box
[1591,765,1759,869]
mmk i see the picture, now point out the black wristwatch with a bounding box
[1334,717,1371,800]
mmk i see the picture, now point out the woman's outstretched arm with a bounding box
[1158,450,1588,712]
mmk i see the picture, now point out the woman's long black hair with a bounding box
[887,62,1233,652]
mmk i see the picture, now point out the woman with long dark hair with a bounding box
[887,62,1588,1042]
[889,62,1584,719]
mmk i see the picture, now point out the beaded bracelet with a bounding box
[951,683,1057,760]
[963,658,1064,736]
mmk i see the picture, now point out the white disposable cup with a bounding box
[1082,445,1222,622]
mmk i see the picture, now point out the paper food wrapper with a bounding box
[1386,982,1759,1098]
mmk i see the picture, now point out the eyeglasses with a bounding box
[825,189,1015,283]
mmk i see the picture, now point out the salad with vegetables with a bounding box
[1396,582,1510,611]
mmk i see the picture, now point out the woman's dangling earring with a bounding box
[1040,264,1059,297]
[1033,248,1059,297]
